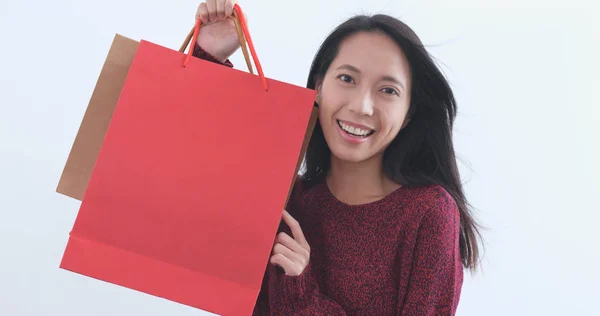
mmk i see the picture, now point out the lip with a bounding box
[336,119,375,144]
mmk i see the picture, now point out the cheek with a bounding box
[379,105,409,134]
[317,87,344,120]
[318,103,335,127]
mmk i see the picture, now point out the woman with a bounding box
[194,1,482,315]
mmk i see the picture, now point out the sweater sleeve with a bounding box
[398,188,464,316]
[253,260,347,315]
[191,42,233,68]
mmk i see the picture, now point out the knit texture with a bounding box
[192,43,233,68]
[253,177,463,316]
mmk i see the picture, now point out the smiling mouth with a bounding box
[337,120,375,138]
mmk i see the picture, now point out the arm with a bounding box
[259,261,347,315]
[191,43,234,68]
[253,208,346,315]
[398,189,464,316]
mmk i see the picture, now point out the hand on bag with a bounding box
[270,210,311,277]
[195,0,243,62]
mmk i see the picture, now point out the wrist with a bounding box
[276,261,314,297]
[196,37,229,63]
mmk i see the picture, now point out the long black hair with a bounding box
[301,14,482,271]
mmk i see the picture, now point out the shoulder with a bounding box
[404,184,460,228]
[295,173,327,197]
[410,184,458,211]
[285,175,317,211]
[289,175,309,201]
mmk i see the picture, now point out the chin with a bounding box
[329,145,377,164]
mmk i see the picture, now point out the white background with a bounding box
[1,0,598,315]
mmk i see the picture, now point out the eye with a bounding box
[337,74,355,84]
[380,87,400,96]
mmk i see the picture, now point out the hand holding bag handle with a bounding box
[182,4,269,91]
[179,8,254,75]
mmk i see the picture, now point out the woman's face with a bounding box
[317,31,412,163]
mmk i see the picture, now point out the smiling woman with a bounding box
[193,1,482,315]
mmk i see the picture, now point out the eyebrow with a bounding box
[336,64,406,90]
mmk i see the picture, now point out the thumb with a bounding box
[232,3,249,28]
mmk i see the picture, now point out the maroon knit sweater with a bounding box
[193,45,464,316]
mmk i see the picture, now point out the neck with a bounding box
[326,153,399,205]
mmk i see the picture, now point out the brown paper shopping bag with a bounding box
[56,34,138,200]
[56,15,268,201]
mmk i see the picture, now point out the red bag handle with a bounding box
[184,4,268,92]
[180,12,253,75]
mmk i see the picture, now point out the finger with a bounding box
[234,0,249,27]
[196,2,209,24]
[224,0,234,17]
[273,243,300,262]
[270,253,296,276]
[216,0,226,20]
[276,232,307,256]
[206,0,217,22]
[282,210,309,248]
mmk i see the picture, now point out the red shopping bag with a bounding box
[60,5,317,316]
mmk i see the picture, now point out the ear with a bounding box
[314,79,323,104]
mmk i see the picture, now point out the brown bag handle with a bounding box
[178,11,254,74]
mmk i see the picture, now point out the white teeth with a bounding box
[339,121,372,136]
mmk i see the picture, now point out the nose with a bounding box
[348,90,374,116]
